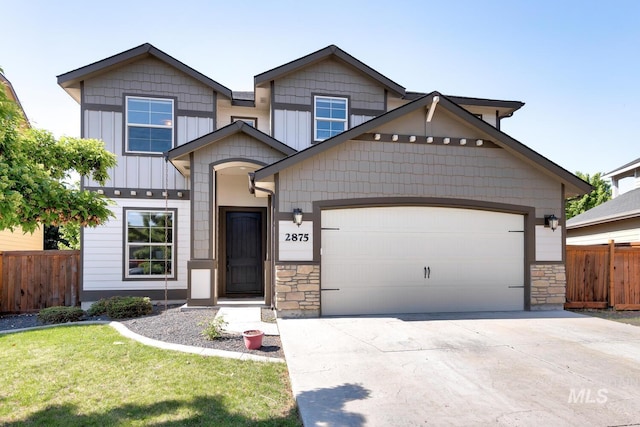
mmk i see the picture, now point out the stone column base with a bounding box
[275,264,320,318]
[531,263,566,309]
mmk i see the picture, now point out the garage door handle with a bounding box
[424,266,430,279]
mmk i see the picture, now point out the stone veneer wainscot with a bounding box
[275,265,320,317]
[531,264,566,309]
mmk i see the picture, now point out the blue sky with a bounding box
[3,0,639,182]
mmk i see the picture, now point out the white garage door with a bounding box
[321,207,525,315]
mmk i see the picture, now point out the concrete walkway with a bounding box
[278,311,640,426]
[215,306,279,336]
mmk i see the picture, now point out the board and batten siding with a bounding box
[351,115,375,127]
[83,198,190,291]
[83,110,212,189]
[272,112,375,151]
[273,110,311,151]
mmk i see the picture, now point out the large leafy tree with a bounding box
[565,171,611,220]
[0,72,116,233]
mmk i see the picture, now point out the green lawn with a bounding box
[0,325,300,426]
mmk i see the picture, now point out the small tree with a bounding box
[565,172,611,220]
[0,69,116,232]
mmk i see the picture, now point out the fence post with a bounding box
[608,239,615,308]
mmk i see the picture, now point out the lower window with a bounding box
[125,209,175,279]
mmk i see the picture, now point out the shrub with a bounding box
[37,306,84,324]
[106,296,153,319]
[87,298,109,316]
[199,316,227,340]
[88,296,153,319]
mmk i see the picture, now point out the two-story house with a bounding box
[57,44,590,317]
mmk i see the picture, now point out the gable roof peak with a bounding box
[167,119,296,162]
[254,44,405,96]
[57,42,233,101]
[253,90,591,198]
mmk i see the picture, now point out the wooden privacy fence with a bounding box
[0,250,80,313]
[566,241,640,310]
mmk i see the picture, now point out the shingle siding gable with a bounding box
[84,57,215,112]
[273,58,385,111]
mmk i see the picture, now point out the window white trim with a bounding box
[125,96,174,154]
[231,116,257,127]
[125,209,176,280]
[314,95,348,142]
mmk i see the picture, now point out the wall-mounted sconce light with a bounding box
[443,137,450,144]
[146,191,153,197]
[426,136,434,143]
[177,192,183,198]
[130,190,137,196]
[476,139,484,146]
[460,138,467,145]
[374,133,381,141]
[293,208,303,227]
[544,214,559,232]
[409,135,416,142]
[392,134,399,141]
[114,190,121,196]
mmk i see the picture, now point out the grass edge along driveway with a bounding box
[0,325,301,426]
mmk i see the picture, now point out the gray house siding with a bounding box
[277,139,561,217]
[83,57,215,112]
[83,110,206,190]
[191,134,288,259]
[272,58,386,149]
[82,57,218,190]
[273,58,386,111]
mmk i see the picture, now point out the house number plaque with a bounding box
[279,221,313,261]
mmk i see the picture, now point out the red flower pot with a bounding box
[242,330,264,350]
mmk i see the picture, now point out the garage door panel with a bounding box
[322,285,524,315]
[323,259,424,286]
[323,232,428,260]
[321,207,525,316]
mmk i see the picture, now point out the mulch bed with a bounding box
[0,305,284,359]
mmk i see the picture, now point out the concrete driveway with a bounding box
[278,311,640,426]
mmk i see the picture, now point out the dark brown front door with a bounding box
[225,211,263,295]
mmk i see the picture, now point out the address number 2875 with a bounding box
[284,233,309,242]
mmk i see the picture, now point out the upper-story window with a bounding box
[231,116,257,127]
[314,96,348,141]
[126,96,174,153]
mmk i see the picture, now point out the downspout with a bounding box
[497,110,514,130]
[249,173,276,309]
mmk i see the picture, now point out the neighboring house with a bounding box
[0,73,44,251]
[57,43,591,316]
[567,159,640,245]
